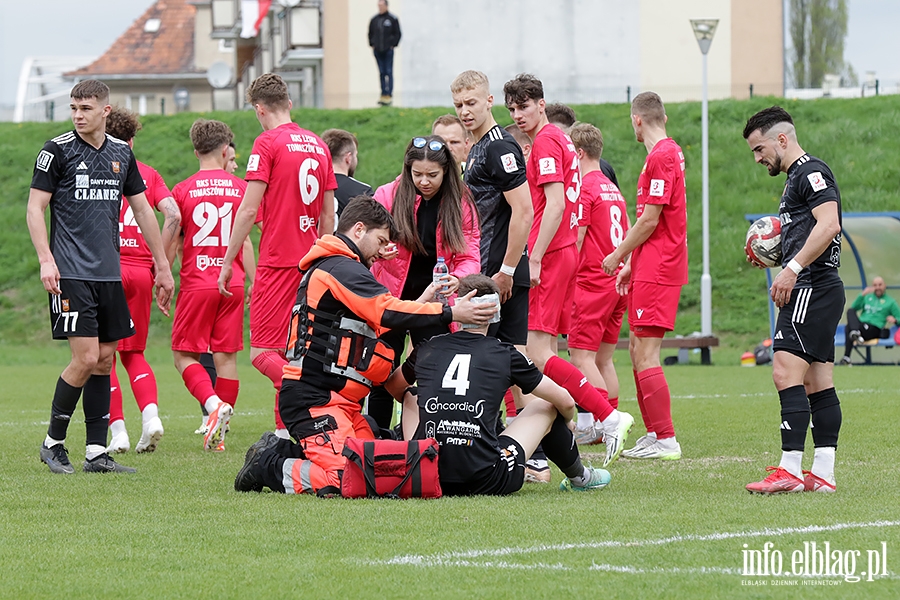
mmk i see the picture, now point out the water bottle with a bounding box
[432,256,449,305]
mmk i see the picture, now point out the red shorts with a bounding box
[172,287,244,353]
[118,263,153,351]
[628,281,682,332]
[528,245,578,336]
[568,281,627,350]
[250,266,302,350]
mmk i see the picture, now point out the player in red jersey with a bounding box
[173,119,252,451]
[504,74,633,468]
[218,74,336,440]
[602,92,687,460]
[103,107,181,455]
[567,122,630,444]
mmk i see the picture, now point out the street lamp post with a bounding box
[690,18,718,337]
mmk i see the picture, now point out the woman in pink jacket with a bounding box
[367,135,481,429]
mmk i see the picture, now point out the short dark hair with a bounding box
[71,80,110,105]
[189,119,234,155]
[743,106,794,139]
[458,274,499,298]
[337,196,397,239]
[545,103,576,128]
[321,128,358,162]
[105,107,141,142]
[503,73,544,107]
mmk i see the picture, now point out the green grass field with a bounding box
[1,344,898,599]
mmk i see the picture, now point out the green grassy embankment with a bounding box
[2,95,898,354]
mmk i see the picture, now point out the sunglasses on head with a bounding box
[412,137,445,152]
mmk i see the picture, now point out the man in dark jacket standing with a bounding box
[369,0,401,106]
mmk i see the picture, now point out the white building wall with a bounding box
[639,0,732,102]
[394,0,640,107]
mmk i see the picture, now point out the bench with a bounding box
[833,324,898,365]
[558,335,720,365]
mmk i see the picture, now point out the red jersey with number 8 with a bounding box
[632,137,688,285]
[118,161,172,268]
[246,123,337,268]
[576,170,629,290]
[173,169,248,291]
[526,123,581,254]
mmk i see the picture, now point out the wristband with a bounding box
[499,264,517,277]
[787,259,803,275]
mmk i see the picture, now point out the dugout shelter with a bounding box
[746,212,900,365]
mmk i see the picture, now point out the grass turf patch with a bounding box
[1,352,898,598]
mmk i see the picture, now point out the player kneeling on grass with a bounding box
[387,274,610,495]
[234,197,498,496]
[171,119,253,452]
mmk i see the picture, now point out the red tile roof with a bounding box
[67,0,197,77]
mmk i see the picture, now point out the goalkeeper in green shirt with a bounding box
[840,277,900,365]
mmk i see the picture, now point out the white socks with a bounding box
[779,450,804,479]
[141,403,159,424]
[275,428,291,440]
[85,444,106,460]
[569,466,592,487]
[203,395,223,414]
[656,436,679,449]
[576,413,594,429]
[109,419,127,438]
[44,435,64,448]
[811,447,836,483]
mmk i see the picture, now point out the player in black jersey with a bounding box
[27,80,175,474]
[743,106,844,495]
[386,274,610,495]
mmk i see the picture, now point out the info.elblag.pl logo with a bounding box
[741,541,889,585]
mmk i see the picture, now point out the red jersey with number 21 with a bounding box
[577,170,629,290]
[119,161,171,268]
[631,137,688,286]
[246,123,337,268]
[526,123,580,254]
[172,169,247,292]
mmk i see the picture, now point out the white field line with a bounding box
[367,520,900,571]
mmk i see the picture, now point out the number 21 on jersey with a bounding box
[192,202,233,247]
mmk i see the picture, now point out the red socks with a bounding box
[543,355,614,421]
[110,352,159,422]
[120,352,157,413]
[604,390,619,410]
[182,362,217,405]
[252,351,288,386]
[633,369,653,433]
[637,366,674,439]
[503,389,518,418]
[215,377,240,408]
[110,356,124,423]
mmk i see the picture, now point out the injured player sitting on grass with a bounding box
[386,274,610,496]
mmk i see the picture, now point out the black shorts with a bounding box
[49,280,135,343]
[489,284,529,346]
[773,283,844,363]
[440,435,526,496]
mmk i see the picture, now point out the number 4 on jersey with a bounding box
[442,354,471,396]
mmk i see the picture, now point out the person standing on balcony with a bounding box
[369,0,401,106]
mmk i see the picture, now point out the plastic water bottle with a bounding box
[433,257,449,305]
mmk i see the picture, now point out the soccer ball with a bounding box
[745,216,782,268]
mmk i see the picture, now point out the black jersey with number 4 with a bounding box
[779,154,842,289]
[464,125,529,287]
[31,131,145,281]
[403,331,543,485]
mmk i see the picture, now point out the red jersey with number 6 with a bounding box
[526,123,581,254]
[632,137,688,285]
[576,170,629,290]
[172,169,247,292]
[118,161,171,268]
[246,123,337,268]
